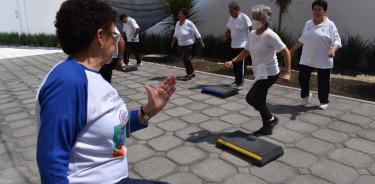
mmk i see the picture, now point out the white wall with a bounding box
[1,0,374,41]
[147,0,375,41]
[0,0,64,34]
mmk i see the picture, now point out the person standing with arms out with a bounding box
[120,14,142,68]
[224,1,252,90]
[290,0,341,110]
[171,8,205,81]
[225,5,291,137]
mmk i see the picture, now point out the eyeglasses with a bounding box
[112,32,121,43]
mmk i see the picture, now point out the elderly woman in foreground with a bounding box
[225,5,291,137]
[36,0,176,183]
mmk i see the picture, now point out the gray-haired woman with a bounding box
[225,5,291,137]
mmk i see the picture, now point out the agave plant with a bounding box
[160,0,200,35]
[272,0,293,33]
[336,35,368,70]
[366,38,375,69]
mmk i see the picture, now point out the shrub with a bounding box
[0,32,58,47]
[140,33,174,55]
[335,35,368,70]
[366,38,375,69]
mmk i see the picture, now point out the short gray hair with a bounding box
[252,5,272,27]
[228,2,240,11]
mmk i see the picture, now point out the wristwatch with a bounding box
[140,106,151,122]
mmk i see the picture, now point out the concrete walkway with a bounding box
[0,50,375,184]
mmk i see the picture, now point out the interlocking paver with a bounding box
[192,159,236,182]
[328,148,373,168]
[250,161,298,183]
[1,52,375,184]
[167,146,206,165]
[310,160,359,184]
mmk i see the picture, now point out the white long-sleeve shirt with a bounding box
[173,19,201,46]
[298,17,342,69]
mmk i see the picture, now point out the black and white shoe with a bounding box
[182,73,195,81]
[252,116,279,137]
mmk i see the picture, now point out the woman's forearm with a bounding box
[290,41,303,54]
[282,48,292,73]
[232,50,250,63]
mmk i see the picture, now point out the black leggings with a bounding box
[246,74,279,123]
[99,58,116,83]
[124,42,142,65]
[177,45,194,75]
[231,48,245,85]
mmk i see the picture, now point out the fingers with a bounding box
[144,85,156,98]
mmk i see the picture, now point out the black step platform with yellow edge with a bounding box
[216,130,284,166]
[201,85,238,98]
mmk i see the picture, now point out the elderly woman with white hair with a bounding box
[225,5,291,137]
[290,0,341,110]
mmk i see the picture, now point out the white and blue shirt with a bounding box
[36,57,147,184]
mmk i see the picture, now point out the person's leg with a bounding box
[317,68,331,104]
[183,45,194,77]
[123,42,130,66]
[298,64,313,98]
[134,42,142,64]
[232,48,245,86]
[100,59,115,83]
[246,75,279,121]
[246,74,279,136]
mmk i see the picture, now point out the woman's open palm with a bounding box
[144,76,176,117]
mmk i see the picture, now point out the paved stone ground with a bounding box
[1,52,375,184]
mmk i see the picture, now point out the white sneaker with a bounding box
[319,103,329,110]
[236,84,244,90]
[231,82,237,88]
[134,63,143,67]
[301,92,312,107]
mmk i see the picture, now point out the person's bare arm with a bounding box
[280,48,291,82]
[224,49,250,68]
[170,37,177,48]
[329,44,340,58]
[290,41,303,57]
[223,28,231,42]
[197,38,205,48]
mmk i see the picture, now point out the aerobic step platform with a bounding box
[201,85,238,98]
[216,130,284,166]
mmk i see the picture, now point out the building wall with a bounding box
[0,0,64,34]
[147,0,375,41]
[0,0,374,41]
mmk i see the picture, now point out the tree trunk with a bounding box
[278,9,283,33]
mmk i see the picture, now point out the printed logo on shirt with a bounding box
[112,110,129,159]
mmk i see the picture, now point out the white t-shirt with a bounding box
[112,26,121,58]
[298,17,342,69]
[173,19,202,46]
[122,17,140,42]
[226,13,252,48]
[245,28,286,78]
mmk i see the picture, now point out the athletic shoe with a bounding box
[182,73,195,81]
[252,116,279,137]
[319,103,329,110]
[301,92,312,107]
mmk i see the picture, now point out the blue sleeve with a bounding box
[129,109,148,133]
[36,63,87,184]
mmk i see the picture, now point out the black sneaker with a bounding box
[182,73,195,81]
[252,116,279,137]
